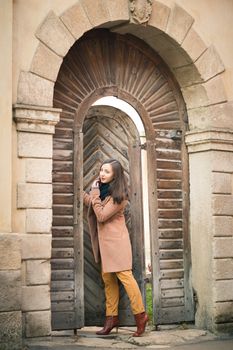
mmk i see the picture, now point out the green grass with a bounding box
[146,282,153,323]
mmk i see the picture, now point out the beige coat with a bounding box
[83,189,132,273]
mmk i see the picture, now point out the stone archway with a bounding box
[14,0,233,336]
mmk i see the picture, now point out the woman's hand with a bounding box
[91,178,100,189]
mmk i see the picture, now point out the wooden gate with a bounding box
[83,106,144,326]
[52,29,194,330]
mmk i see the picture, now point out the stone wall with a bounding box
[0,0,232,340]
[0,234,22,350]
[14,105,60,337]
[186,132,233,333]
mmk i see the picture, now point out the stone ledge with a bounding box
[13,104,61,134]
[185,129,233,153]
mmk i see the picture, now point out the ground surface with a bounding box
[24,325,233,350]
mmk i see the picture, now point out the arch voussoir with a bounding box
[35,10,75,58]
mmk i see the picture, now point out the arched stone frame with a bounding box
[14,0,233,336]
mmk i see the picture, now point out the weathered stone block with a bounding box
[187,102,233,130]
[195,45,225,81]
[160,46,192,68]
[212,152,233,172]
[25,311,51,337]
[166,4,194,44]
[30,43,62,82]
[18,132,52,158]
[17,183,52,209]
[60,2,91,39]
[22,285,50,311]
[182,28,207,62]
[214,301,233,323]
[148,1,170,31]
[213,238,233,258]
[0,311,22,349]
[0,234,21,270]
[36,11,75,57]
[26,209,52,233]
[26,158,52,183]
[106,0,129,22]
[182,84,209,109]
[214,280,233,302]
[213,216,233,237]
[21,234,52,260]
[212,172,232,194]
[26,260,50,285]
[0,271,21,311]
[204,75,227,105]
[214,259,233,280]
[174,64,203,87]
[17,71,54,107]
[212,194,233,216]
[81,0,110,27]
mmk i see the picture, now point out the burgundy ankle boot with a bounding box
[96,315,119,335]
[133,311,149,337]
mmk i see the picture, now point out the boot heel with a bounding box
[115,326,118,333]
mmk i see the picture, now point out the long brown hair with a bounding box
[100,158,129,204]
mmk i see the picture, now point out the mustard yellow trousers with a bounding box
[101,270,145,316]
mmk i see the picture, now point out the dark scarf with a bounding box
[99,182,110,201]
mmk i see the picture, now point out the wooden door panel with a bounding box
[83,111,143,326]
[52,30,194,329]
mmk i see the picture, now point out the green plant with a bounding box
[146,282,153,324]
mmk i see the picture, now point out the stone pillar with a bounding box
[0,234,22,349]
[185,129,233,334]
[14,104,61,338]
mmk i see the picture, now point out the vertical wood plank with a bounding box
[146,139,160,324]
[73,128,84,328]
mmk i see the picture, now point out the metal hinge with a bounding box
[140,142,147,150]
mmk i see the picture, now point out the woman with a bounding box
[83,158,149,336]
